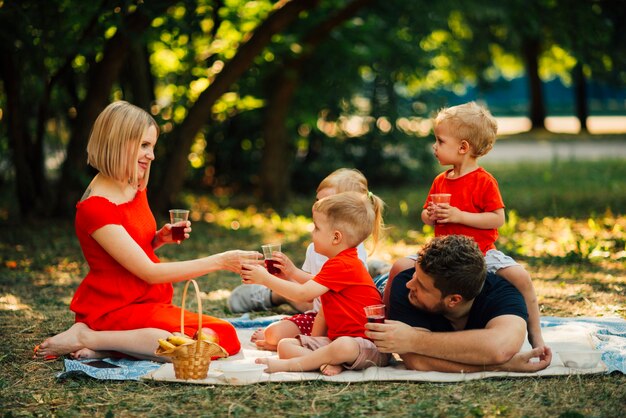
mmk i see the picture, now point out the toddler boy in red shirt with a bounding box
[421,101,544,349]
[242,191,388,375]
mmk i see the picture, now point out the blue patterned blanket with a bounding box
[57,315,626,381]
[540,316,626,374]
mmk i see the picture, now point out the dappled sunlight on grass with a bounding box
[373,236,420,263]
[182,196,626,274]
[534,273,625,317]
[37,259,83,286]
[175,200,626,319]
[3,256,83,288]
[2,204,623,322]
[0,294,30,311]
[375,212,626,272]
[187,194,312,245]
[201,289,231,302]
[499,213,626,262]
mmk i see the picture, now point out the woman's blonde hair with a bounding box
[434,101,498,158]
[86,101,159,190]
[313,191,385,250]
[316,168,385,247]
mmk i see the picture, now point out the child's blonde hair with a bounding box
[316,168,384,246]
[317,168,368,195]
[313,191,385,249]
[434,101,497,158]
[87,101,159,190]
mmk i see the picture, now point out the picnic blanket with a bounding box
[59,316,625,384]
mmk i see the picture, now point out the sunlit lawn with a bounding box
[1,158,626,416]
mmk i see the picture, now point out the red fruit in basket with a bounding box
[198,328,220,343]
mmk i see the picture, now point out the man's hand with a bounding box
[365,320,426,354]
[499,345,553,372]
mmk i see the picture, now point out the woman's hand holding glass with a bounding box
[168,221,192,243]
[154,221,192,248]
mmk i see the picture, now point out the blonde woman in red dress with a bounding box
[34,101,252,361]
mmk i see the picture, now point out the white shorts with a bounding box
[485,249,519,274]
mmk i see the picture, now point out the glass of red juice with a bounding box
[261,243,281,275]
[429,193,451,224]
[169,209,189,242]
[430,193,451,205]
[364,304,386,324]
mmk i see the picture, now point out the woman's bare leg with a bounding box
[35,323,172,361]
[34,323,90,359]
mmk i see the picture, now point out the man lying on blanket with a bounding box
[366,235,552,373]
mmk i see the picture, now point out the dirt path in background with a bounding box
[482,139,626,163]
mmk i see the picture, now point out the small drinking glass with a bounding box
[169,209,190,242]
[429,193,451,223]
[364,304,386,324]
[261,243,281,275]
[430,193,451,205]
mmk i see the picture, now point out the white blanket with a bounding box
[144,322,609,385]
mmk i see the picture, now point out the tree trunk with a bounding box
[0,50,42,219]
[573,62,589,133]
[260,70,298,207]
[522,38,546,130]
[122,41,155,111]
[55,8,161,216]
[360,73,397,183]
[151,0,321,215]
[1,1,109,219]
[260,0,374,208]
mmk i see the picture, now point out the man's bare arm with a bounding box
[366,315,528,366]
[400,346,552,373]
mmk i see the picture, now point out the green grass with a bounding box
[2,158,626,417]
[377,159,626,226]
[487,160,626,218]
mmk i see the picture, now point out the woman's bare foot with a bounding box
[320,363,343,376]
[250,328,265,343]
[255,357,292,373]
[34,323,90,359]
[70,348,111,360]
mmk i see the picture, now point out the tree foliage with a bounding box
[0,0,624,220]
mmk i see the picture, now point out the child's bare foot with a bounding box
[250,328,265,343]
[320,363,343,376]
[34,323,90,359]
[254,339,278,351]
[255,357,291,373]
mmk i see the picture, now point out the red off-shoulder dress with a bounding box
[70,189,240,356]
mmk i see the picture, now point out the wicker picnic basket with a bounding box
[155,279,228,379]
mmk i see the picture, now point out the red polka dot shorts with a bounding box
[283,312,317,336]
